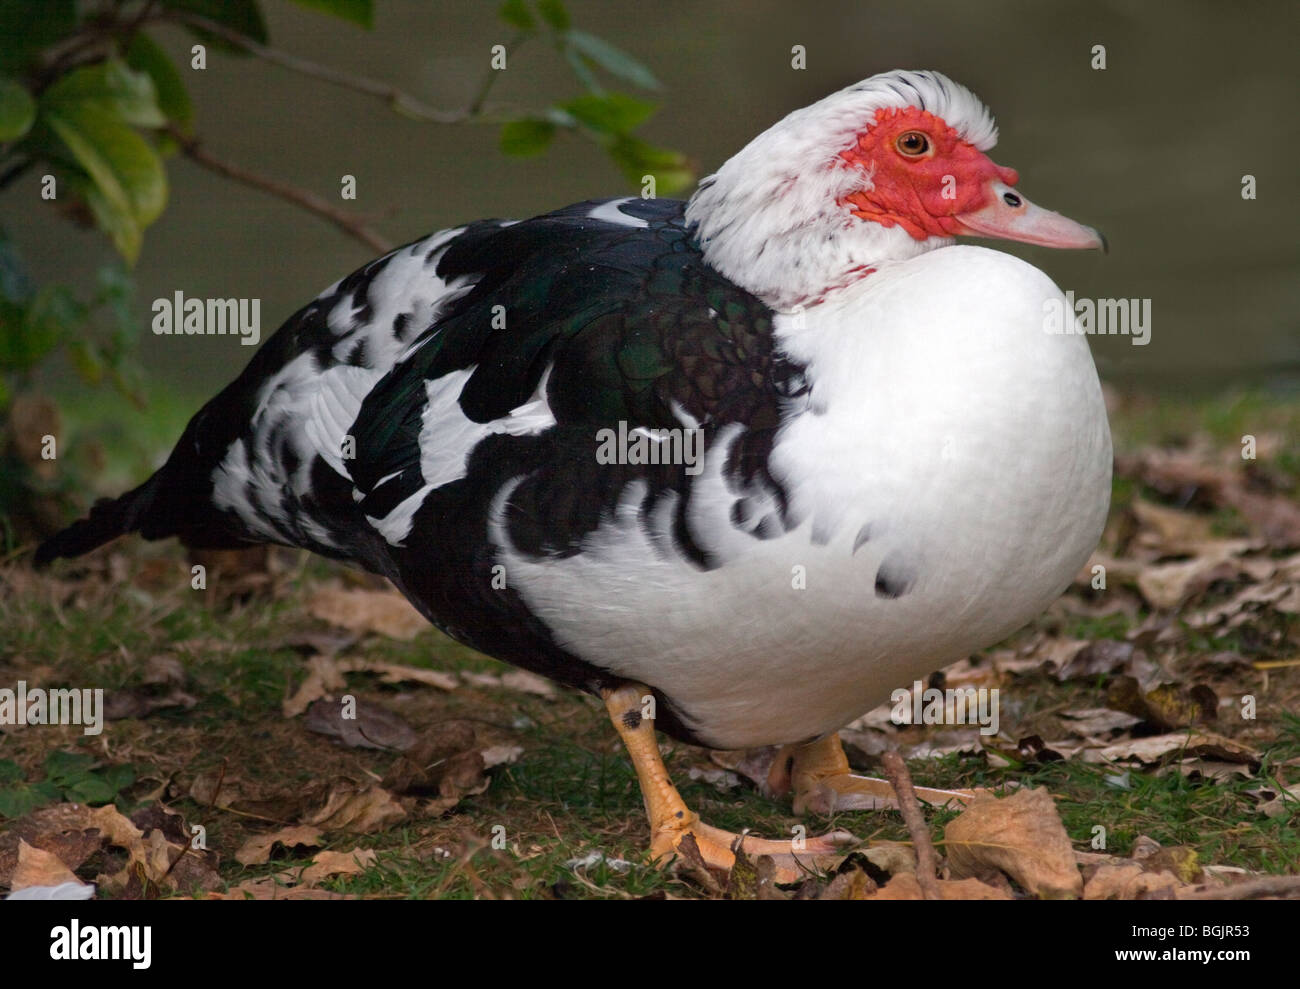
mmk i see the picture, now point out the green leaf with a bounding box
[560,92,656,135]
[0,280,81,371]
[43,749,96,784]
[499,118,555,157]
[160,0,269,49]
[101,763,136,794]
[562,45,599,92]
[66,776,119,805]
[0,78,36,141]
[95,263,135,332]
[536,0,570,31]
[13,284,82,369]
[0,759,22,785]
[44,104,167,262]
[0,780,60,819]
[564,30,661,91]
[74,172,143,268]
[42,60,167,129]
[498,0,536,31]
[66,339,104,384]
[606,134,694,195]
[285,0,374,28]
[126,34,193,130]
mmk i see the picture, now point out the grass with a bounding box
[2,544,1295,898]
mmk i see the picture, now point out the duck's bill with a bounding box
[955,181,1106,251]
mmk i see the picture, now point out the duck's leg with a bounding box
[604,683,855,883]
[768,733,979,814]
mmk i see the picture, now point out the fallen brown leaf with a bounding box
[304,697,417,751]
[186,773,406,834]
[1084,731,1259,767]
[298,848,377,885]
[861,841,916,876]
[301,780,406,834]
[1058,707,1143,738]
[498,670,557,698]
[817,866,878,900]
[234,826,325,866]
[307,586,427,640]
[1054,640,1136,681]
[283,654,457,718]
[201,878,355,900]
[1118,449,1300,549]
[1106,675,1218,730]
[0,804,112,887]
[383,722,490,812]
[1130,499,1218,552]
[1136,544,1256,611]
[862,872,1011,900]
[1083,863,1182,900]
[944,788,1082,899]
[12,840,83,892]
[103,685,198,720]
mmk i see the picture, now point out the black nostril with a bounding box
[1002,192,1022,207]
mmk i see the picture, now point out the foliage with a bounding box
[0,751,138,818]
[0,0,692,547]
[494,1,693,191]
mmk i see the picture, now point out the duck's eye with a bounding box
[895,131,930,157]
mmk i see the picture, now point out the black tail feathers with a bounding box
[32,474,162,567]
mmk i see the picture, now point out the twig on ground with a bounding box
[882,749,943,900]
[1177,876,1300,900]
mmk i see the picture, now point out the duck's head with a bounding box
[686,69,1104,310]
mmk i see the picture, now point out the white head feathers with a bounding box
[686,70,999,310]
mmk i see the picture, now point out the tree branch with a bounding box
[161,12,503,124]
[0,156,34,193]
[166,126,392,254]
[466,33,525,117]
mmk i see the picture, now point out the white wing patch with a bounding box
[210,226,473,549]
[364,364,558,547]
[587,197,649,229]
[305,363,382,477]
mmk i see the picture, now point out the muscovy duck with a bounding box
[37,69,1111,879]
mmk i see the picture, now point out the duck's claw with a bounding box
[768,733,983,814]
[604,683,857,885]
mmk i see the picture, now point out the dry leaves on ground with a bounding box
[0,802,220,898]
[201,848,377,900]
[234,825,324,866]
[306,586,428,640]
[696,780,1300,902]
[185,772,407,834]
[944,788,1082,899]
[304,697,418,752]
[283,653,457,718]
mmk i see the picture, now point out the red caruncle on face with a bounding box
[837,106,1019,240]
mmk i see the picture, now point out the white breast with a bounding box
[500,245,1111,748]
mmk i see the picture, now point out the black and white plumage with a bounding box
[37,69,1111,754]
